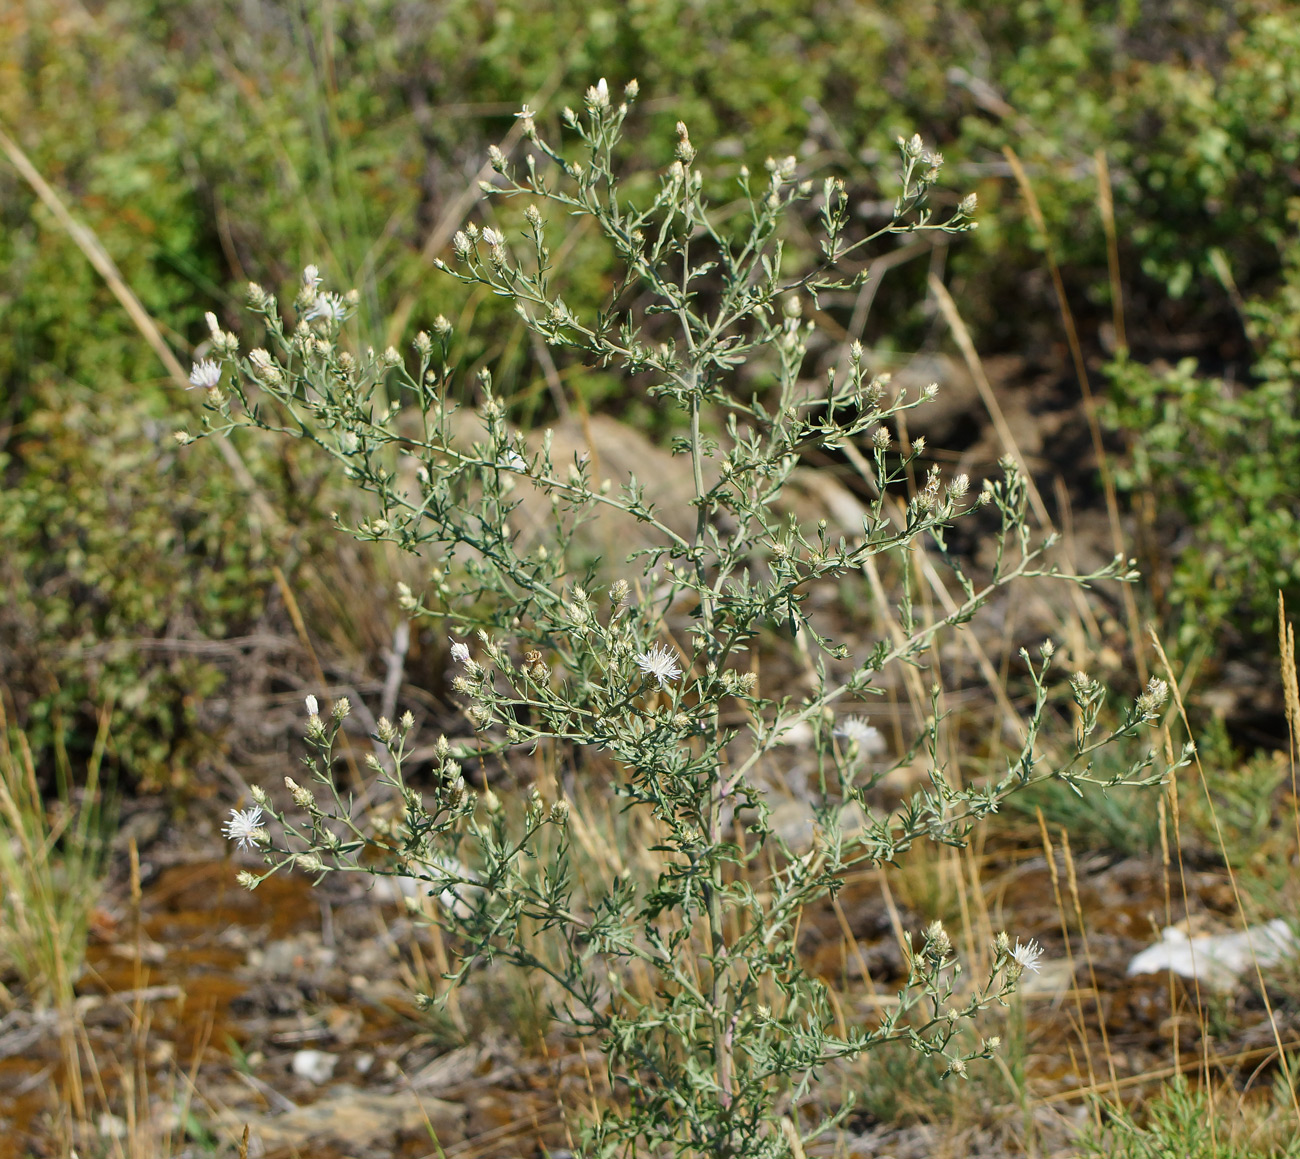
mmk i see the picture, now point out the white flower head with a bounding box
[304,292,348,323]
[516,104,536,121]
[188,359,222,390]
[449,637,471,665]
[222,805,264,851]
[305,694,319,716]
[481,226,505,248]
[1010,938,1044,974]
[302,264,322,290]
[833,715,887,757]
[585,77,610,111]
[498,450,527,472]
[635,644,683,689]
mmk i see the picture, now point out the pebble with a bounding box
[291,1049,338,1085]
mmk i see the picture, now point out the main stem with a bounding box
[689,389,736,1143]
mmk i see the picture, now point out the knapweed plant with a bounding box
[185,80,1180,1157]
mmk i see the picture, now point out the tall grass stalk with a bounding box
[0,696,110,1011]
[0,695,112,1129]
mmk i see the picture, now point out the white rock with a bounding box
[98,1112,127,1139]
[1126,919,1296,992]
[291,1049,338,1085]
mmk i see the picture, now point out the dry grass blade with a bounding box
[1095,148,1127,354]
[927,274,1052,530]
[1035,809,1101,1122]
[1148,623,1300,1125]
[1280,594,1300,863]
[1002,145,1146,683]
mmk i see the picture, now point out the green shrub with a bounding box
[1105,214,1300,647]
[0,384,273,789]
[198,86,1182,1157]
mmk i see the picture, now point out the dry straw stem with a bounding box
[1035,808,1102,1121]
[1033,1036,1300,1108]
[0,118,277,531]
[1280,593,1300,862]
[1058,827,1121,1101]
[928,273,1100,667]
[927,275,1051,529]
[0,697,107,1015]
[1001,145,1146,684]
[1148,621,1300,1126]
[1094,148,1127,353]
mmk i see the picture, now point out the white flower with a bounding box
[833,715,887,756]
[585,77,610,111]
[1010,938,1044,974]
[305,695,319,716]
[516,104,536,121]
[304,292,348,323]
[222,805,264,851]
[635,644,683,689]
[188,359,222,390]
[302,264,322,290]
[498,450,527,472]
[481,226,505,248]
[449,637,471,665]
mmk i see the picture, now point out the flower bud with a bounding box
[285,777,315,809]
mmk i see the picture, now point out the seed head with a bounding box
[285,777,315,809]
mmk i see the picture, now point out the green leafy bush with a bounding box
[1105,214,1300,646]
[0,385,272,789]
